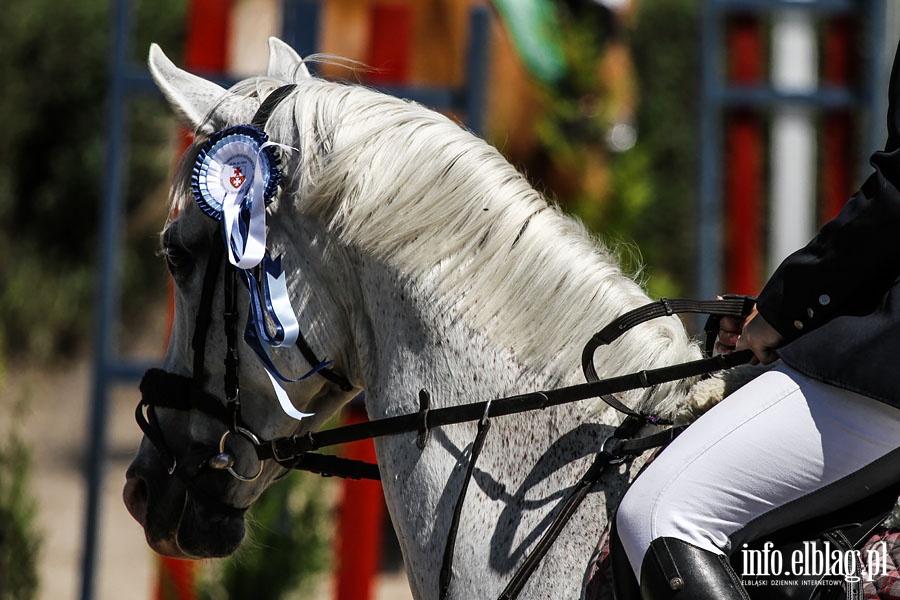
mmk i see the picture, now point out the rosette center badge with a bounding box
[227,163,248,191]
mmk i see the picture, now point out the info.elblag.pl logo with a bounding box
[740,540,890,585]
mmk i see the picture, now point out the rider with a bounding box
[614,41,900,599]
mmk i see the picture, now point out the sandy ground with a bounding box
[1,307,412,600]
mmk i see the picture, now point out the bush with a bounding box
[522,0,700,298]
[200,473,332,600]
[0,0,184,362]
[0,367,42,600]
[627,0,701,297]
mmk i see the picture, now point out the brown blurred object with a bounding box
[317,0,543,157]
[318,0,639,209]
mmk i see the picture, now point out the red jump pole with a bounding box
[365,5,414,85]
[821,15,855,223]
[155,2,232,599]
[724,15,765,295]
[334,402,387,600]
[184,0,232,74]
[334,8,413,600]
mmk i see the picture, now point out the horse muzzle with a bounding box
[124,440,247,559]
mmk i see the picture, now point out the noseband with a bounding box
[137,85,353,493]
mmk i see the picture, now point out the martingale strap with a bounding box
[494,297,755,599]
[497,413,646,600]
[440,401,494,600]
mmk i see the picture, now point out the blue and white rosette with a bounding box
[192,125,283,269]
[192,125,324,421]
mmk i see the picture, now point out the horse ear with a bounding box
[148,43,227,134]
[267,37,311,81]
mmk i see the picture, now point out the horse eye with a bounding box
[161,245,192,277]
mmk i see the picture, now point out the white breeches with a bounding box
[616,364,900,579]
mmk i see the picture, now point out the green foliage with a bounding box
[532,0,700,299]
[0,372,42,600]
[200,474,331,600]
[0,0,185,361]
[627,0,701,297]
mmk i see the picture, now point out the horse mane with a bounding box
[173,72,702,416]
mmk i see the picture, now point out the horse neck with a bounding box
[281,86,701,594]
[344,227,699,424]
[349,253,539,417]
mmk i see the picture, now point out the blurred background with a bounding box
[1,0,898,599]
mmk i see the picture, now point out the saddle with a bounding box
[603,464,900,600]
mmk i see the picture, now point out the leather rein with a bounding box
[135,85,758,599]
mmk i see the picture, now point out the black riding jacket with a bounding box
[757,43,900,408]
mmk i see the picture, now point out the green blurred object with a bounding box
[199,473,330,600]
[0,0,185,362]
[492,0,566,84]
[507,0,699,301]
[0,388,41,600]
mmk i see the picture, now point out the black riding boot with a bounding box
[639,537,750,600]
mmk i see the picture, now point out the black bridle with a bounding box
[137,85,354,489]
[135,84,759,599]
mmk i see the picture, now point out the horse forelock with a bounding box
[168,71,701,417]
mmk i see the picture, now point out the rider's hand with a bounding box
[735,309,784,365]
[714,295,754,355]
[714,313,746,355]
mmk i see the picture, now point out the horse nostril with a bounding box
[123,473,149,527]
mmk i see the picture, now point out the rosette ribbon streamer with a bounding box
[220,139,294,269]
[192,124,325,421]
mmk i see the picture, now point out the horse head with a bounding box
[123,39,361,559]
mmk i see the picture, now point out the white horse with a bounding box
[124,38,727,599]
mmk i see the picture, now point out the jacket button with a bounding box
[794,320,804,330]
[818,294,830,306]
[807,308,814,319]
